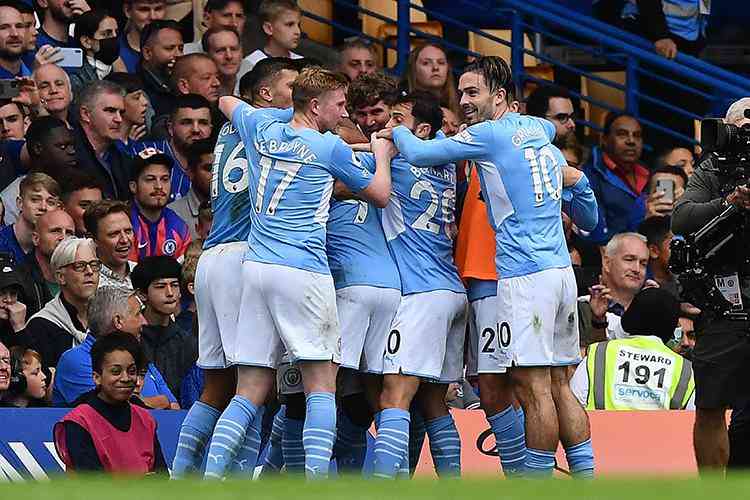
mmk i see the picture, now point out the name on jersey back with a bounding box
[255,138,318,164]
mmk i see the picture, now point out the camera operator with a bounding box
[672,97,750,472]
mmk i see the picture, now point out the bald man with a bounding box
[33,63,73,124]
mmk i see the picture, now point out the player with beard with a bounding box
[201,67,393,480]
[0,2,31,78]
[380,56,597,478]
[127,150,191,262]
[127,94,213,202]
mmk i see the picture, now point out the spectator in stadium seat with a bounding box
[402,42,460,117]
[203,28,242,96]
[16,209,75,314]
[75,81,135,201]
[571,286,695,410]
[176,242,202,408]
[23,237,99,371]
[69,10,120,96]
[85,200,135,291]
[61,172,103,238]
[184,0,246,55]
[17,1,39,70]
[128,94,213,202]
[337,37,378,83]
[0,173,61,264]
[3,347,48,407]
[657,145,695,178]
[239,0,302,78]
[638,215,678,297]
[132,255,196,401]
[53,332,168,474]
[33,64,73,125]
[168,138,213,240]
[525,85,577,148]
[579,232,649,348]
[582,113,649,246]
[0,262,28,346]
[105,72,150,144]
[1,117,76,226]
[347,72,398,140]
[171,53,221,105]
[0,101,28,141]
[138,19,184,117]
[0,3,32,79]
[53,286,179,409]
[644,165,688,219]
[36,0,86,49]
[118,0,167,74]
[128,151,191,262]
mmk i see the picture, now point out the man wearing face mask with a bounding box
[70,11,121,96]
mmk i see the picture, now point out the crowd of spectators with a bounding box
[0,0,711,437]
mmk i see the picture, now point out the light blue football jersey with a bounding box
[326,174,401,290]
[231,102,374,274]
[393,113,588,279]
[368,151,464,296]
[204,107,293,249]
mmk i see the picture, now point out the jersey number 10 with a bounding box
[524,146,562,205]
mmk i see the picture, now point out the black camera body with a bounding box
[669,113,750,319]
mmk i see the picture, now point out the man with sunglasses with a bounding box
[526,85,577,148]
[22,237,100,371]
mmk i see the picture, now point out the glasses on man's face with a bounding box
[64,260,102,273]
[547,112,576,124]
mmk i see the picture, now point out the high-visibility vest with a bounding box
[585,336,695,410]
[662,0,709,41]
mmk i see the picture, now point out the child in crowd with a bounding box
[239,0,302,77]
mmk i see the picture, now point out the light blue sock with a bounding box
[282,416,305,474]
[262,405,286,475]
[171,401,220,478]
[303,392,337,480]
[487,405,526,477]
[515,406,525,430]
[372,408,410,479]
[565,438,594,478]
[406,408,426,477]
[425,414,461,478]
[334,410,368,474]
[203,396,258,480]
[229,406,265,475]
[525,448,556,477]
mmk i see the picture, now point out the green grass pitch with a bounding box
[2,476,749,500]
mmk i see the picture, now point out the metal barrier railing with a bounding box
[300,0,750,147]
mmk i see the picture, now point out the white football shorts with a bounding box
[337,285,401,373]
[498,266,580,367]
[195,242,246,369]
[383,290,468,383]
[234,260,341,367]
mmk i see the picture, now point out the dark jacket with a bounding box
[21,293,87,370]
[73,125,133,201]
[69,58,99,98]
[138,66,175,118]
[581,146,647,245]
[16,252,55,317]
[140,320,197,400]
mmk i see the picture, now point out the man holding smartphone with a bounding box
[672,97,750,473]
[645,165,688,218]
